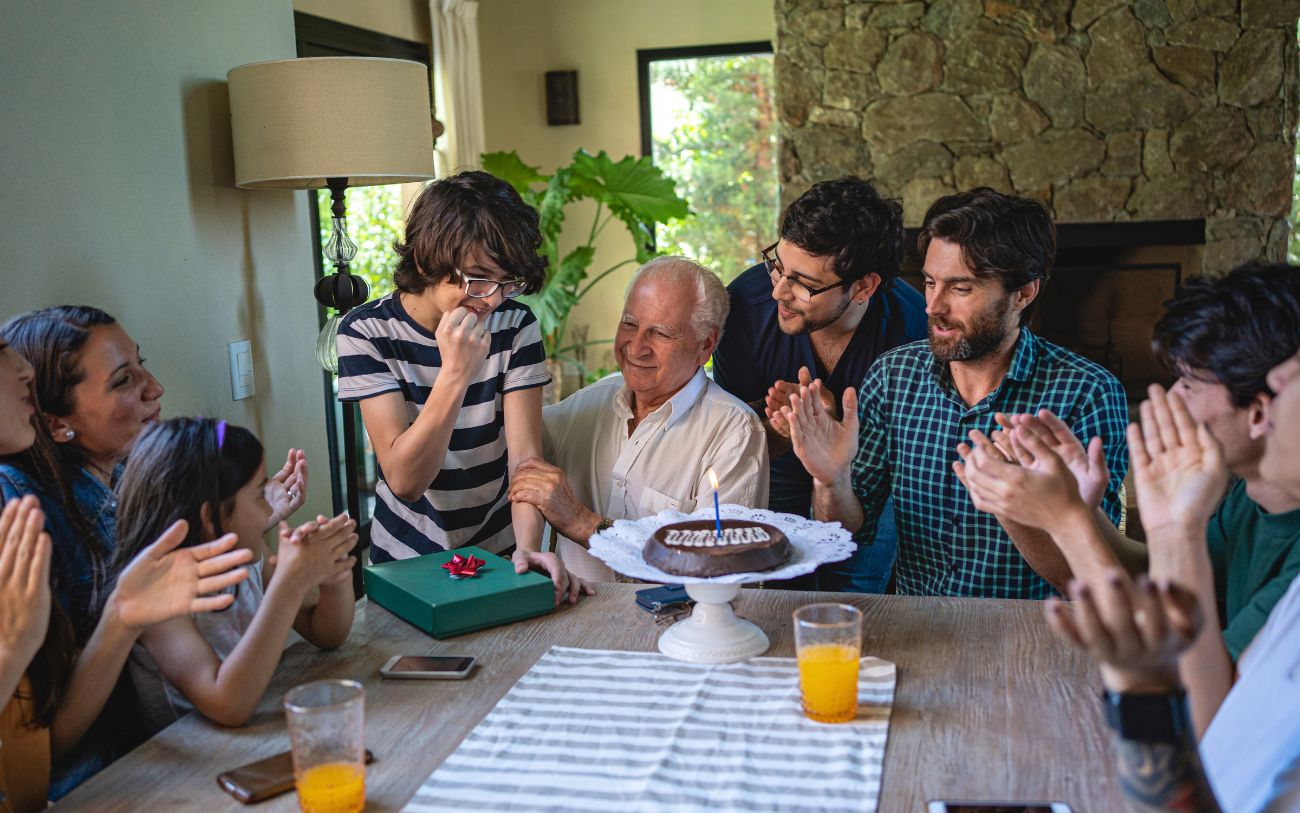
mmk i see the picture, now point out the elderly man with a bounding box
[509,256,768,582]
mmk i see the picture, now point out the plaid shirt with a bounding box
[850,329,1129,598]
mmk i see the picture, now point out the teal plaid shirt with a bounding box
[850,329,1129,598]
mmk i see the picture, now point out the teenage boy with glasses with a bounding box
[712,176,926,592]
[336,170,590,605]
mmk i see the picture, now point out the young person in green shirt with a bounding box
[957,261,1300,735]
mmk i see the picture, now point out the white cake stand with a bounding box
[587,506,856,664]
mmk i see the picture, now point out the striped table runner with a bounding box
[404,646,896,813]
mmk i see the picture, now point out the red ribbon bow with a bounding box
[442,554,485,579]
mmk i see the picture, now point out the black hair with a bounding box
[780,176,905,285]
[1152,262,1300,407]
[113,417,264,573]
[393,170,546,295]
[918,187,1056,325]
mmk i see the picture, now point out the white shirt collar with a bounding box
[613,367,709,432]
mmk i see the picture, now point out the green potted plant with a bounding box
[481,148,689,396]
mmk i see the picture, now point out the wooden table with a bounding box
[57,586,1122,811]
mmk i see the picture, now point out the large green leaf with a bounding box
[536,167,574,246]
[520,244,595,344]
[482,151,546,196]
[568,150,690,226]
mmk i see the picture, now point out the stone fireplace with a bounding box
[775,0,1299,273]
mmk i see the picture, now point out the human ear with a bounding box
[1014,279,1042,313]
[199,501,218,540]
[853,273,882,303]
[1248,391,1272,441]
[45,415,76,443]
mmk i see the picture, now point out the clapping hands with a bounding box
[274,514,358,590]
[1046,570,1202,694]
[783,376,860,486]
[0,496,52,670]
[1127,385,1228,539]
[111,520,254,630]
[766,367,835,440]
[264,448,308,530]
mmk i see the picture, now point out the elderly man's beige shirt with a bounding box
[542,367,769,582]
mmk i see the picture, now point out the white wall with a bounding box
[0,0,331,521]
[478,0,774,368]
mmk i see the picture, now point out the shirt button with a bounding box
[950,515,960,527]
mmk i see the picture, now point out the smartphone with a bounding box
[379,654,476,679]
[217,749,375,804]
[635,584,689,613]
[927,803,1073,813]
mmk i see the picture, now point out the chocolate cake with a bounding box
[642,519,792,577]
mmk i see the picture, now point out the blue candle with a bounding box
[708,468,721,538]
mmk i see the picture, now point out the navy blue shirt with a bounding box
[712,263,927,515]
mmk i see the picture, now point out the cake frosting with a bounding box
[643,519,791,577]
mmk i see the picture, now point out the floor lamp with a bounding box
[227,57,436,575]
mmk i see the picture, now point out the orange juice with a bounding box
[797,643,860,723]
[295,762,365,813]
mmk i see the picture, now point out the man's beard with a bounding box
[928,300,1014,362]
[778,292,853,336]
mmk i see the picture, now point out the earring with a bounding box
[65,429,76,440]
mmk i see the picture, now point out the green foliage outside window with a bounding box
[651,53,778,282]
[316,185,404,302]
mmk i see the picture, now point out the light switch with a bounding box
[229,340,254,401]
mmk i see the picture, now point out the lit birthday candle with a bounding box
[708,468,721,538]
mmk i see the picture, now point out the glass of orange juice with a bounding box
[284,679,366,813]
[793,603,863,723]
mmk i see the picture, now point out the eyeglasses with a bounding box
[761,242,848,303]
[460,274,526,299]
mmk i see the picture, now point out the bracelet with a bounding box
[1102,688,1189,743]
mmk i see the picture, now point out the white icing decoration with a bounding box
[664,527,771,547]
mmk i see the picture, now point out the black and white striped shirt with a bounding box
[336,294,550,562]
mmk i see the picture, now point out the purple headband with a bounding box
[215,419,227,451]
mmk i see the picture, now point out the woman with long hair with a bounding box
[0,336,253,812]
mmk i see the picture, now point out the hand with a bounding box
[508,458,599,542]
[0,496,52,668]
[955,427,1090,530]
[512,549,596,606]
[1045,570,1202,694]
[1001,411,1109,509]
[785,379,859,485]
[264,448,309,529]
[1127,385,1228,538]
[275,514,358,590]
[765,367,834,439]
[435,306,491,381]
[110,521,255,631]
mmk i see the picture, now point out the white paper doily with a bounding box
[587,505,856,585]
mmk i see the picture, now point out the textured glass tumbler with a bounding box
[793,603,863,723]
[284,679,366,813]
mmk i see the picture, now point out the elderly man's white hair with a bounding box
[627,256,730,342]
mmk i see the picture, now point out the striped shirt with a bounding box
[336,294,551,561]
[851,329,1129,598]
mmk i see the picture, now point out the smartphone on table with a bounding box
[379,654,476,679]
[217,749,375,804]
[927,802,1073,813]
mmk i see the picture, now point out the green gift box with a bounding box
[364,546,554,638]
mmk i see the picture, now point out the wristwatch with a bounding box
[578,517,614,550]
[1101,688,1189,743]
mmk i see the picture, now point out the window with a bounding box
[638,42,778,281]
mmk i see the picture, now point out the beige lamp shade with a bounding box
[228,57,435,189]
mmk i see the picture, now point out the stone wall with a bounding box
[776,0,1300,272]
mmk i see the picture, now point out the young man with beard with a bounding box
[712,177,926,591]
[783,188,1129,598]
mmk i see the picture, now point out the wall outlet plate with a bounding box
[229,340,254,400]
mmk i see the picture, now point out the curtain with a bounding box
[430,0,486,175]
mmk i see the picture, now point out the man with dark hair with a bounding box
[783,187,1129,598]
[336,170,588,603]
[960,262,1300,735]
[712,176,926,591]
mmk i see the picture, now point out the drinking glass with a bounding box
[793,603,863,723]
[284,679,366,813]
